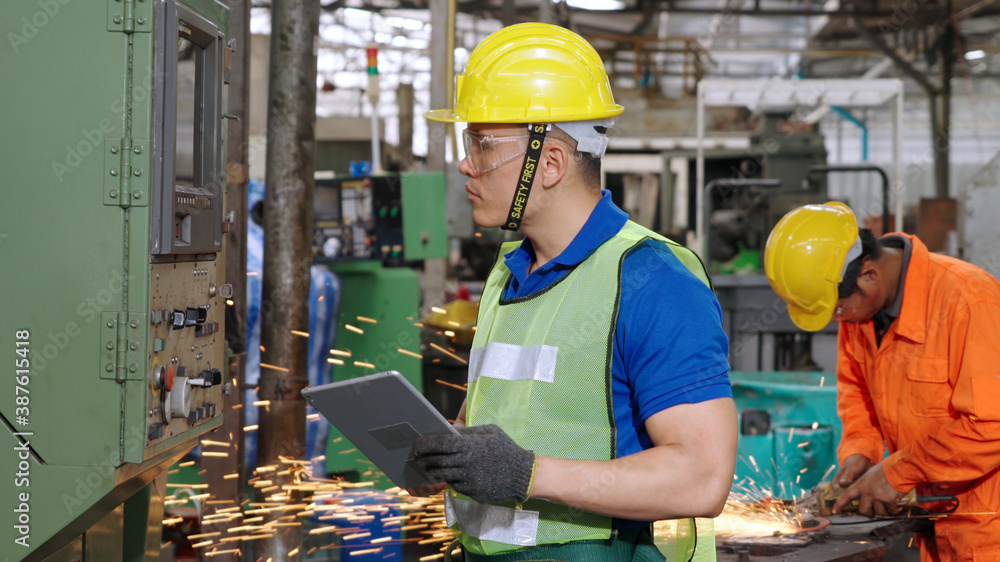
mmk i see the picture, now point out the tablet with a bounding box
[301,371,460,489]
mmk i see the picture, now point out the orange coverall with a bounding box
[838,234,1000,561]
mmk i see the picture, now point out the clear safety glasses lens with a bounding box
[462,130,530,175]
[833,299,860,321]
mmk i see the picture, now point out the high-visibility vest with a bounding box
[449,221,713,559]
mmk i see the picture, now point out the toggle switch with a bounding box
[172,310,185,330]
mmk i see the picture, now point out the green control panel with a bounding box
[0,0,230,559]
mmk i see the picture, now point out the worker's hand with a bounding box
[832,461,905,517]
[405,483,449,497]
[413,424,535,505]
[833,454,872,487]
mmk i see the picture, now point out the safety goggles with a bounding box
[833,296,861,321]
[461,129,531,176]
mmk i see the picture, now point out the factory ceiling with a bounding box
[250,0,999,80]
[247,0,999,152]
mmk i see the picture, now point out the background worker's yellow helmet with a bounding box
[425,22,623,124]
[764,202,862,332]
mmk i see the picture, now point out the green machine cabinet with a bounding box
[314,172,447,486]
[730,371,842,500]
[323,263,423,485]
[0,1,231,559]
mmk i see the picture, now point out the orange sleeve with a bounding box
[884,299,1000,490]
[836,327,885,466]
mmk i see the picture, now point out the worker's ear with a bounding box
[539,139,570,189]
[858,257,878,287]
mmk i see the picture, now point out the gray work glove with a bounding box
[413,424,535,505]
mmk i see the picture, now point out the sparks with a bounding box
[429,343,467,364]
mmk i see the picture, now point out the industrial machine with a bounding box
[313,172,448,485]
[1,0,231,559]
[313,173,447,264]
[705,114,828,269]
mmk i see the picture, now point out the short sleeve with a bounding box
[615,241,732,424]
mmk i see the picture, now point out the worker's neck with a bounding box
[521,187,601,273]
[876,247,904,310]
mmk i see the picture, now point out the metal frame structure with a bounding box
[695,78,905,258]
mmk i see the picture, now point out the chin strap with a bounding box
[502,124,549,231]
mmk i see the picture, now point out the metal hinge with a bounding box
[107,0,152,33]
[100,312,147,381]
[104,138,150,207]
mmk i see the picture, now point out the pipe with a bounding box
[808,165,890,234]
[831,107,868,161]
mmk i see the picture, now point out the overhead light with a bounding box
[567,0,626,9]
[965,50,986,60]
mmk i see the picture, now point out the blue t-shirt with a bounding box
[501,191,732,460]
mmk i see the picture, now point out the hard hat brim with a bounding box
[425,107,625,124]
[788,302,835,332]
[425,109,463,123]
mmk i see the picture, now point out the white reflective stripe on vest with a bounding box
[468,343,558,384]
[445,492,540,547]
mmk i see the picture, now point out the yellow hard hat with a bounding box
[764,202,862,332]
[425,23,623,123]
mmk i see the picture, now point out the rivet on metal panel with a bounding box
[111,146,119,154]
[130,341,139,350]
[106,341,114,350]
[134,168,142,177]
[110,168,118,177]
[130,320,139,328]
[110,190,119,198]
[107,320,115,328]
[136,17,146,24]
[134,191,142,199]
[134,146,142,154]
[106,364,114,372]
[129,364,138,373]
[113,15,122,23]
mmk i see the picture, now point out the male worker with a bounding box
[765,202,1000,560]
[411,23,737,561]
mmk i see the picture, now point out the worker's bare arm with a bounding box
[530,397,738,520]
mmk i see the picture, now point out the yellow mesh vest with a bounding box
[456,221,712,558]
